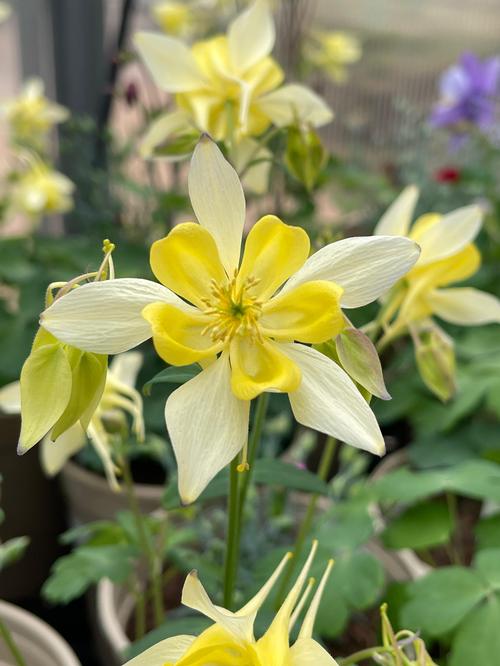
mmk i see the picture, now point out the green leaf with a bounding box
[314,584,350,639]
[19,342,73,451]
[381,500,454,550]
[333,551,385,610]
[0,536,30,570]
[475,514,500,551]
[42,544,138,604]
[450,594,500,666]
[372,467,448,504]
[401,567,486,636]
[315,501,374,551]
[447,459,500,503]
[143,364,201,395]
[162,459,330,509]
[474,548,500,590]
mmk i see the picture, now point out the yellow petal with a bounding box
[237,215,310,300]
[408,244,481,289]
[228,0,275,73]
[261,280,344,343]
[142,302,222,365]
[409,212,441,241]
[229,336,301,400]
[150,222,227,308]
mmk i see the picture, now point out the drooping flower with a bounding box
[430,52,500,133]
[40,138,419,503]
[134,0,333,184]
[305,31,361,83]
[125,541,339,666]
[374,185,500,339]
[11,159,74,218]
[1,78,68,151]
[0,353,145,490]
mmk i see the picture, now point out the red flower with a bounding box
[434,166,461,183]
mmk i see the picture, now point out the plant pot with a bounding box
[60,460,164,525]
[0,414,66,600]
[0,600,81,666]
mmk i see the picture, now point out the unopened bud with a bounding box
[336,328,391,400]
[414,324,456,402]
[285,125,327,192]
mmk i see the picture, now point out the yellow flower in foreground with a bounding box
[0,353,144,490]
[125,541,338,666]
[152,1,194,36]
[12,160,74,217]
[375,186,500,334]
[40,138,419,503]
[135,0,332,189]
[2,78,68,150]
[305,31,362,83]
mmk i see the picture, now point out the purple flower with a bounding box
[430,52,500,132]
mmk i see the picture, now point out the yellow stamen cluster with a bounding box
[202,272,263,344]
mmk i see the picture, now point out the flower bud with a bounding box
[414,323,456,402]
[285,125,327,192]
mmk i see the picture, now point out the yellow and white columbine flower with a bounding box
[0,352,144,491]
[135,0,332,187]
[40,138,419,503]
[375,186,500,339]
[2,78,68,150]
[125,541,338,666]
[305,31,362,83]
[11,160,74,218]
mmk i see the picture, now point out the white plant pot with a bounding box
[60,460,164,525]
[95,578,134,666]
[0,600,81,666]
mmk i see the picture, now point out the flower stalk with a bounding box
[223,456,242,609]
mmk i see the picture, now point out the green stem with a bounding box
[338,645,393,665]
[238,393,269,523]
[121,453,165,627]
[0,619,28,666]
[274,436,337,607]
[223,457,241,609]
[446,492,462,565]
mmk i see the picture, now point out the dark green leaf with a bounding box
[450,594,500,666]
[381,500,453,550]
[143,364,201,395]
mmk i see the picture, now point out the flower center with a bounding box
[201,273,263,344]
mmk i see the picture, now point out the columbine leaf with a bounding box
[143,364,201,395]
[381,500,454,551]
[450,594,500,666]
[401,567,486,636]
[0,536,30,570]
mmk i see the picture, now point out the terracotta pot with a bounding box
[0,414,66,600]
[0,600,81,666]
[60,460,164,525]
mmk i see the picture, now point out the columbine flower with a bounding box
[40,138,419,503]
[1,78,68,151]
[0,353,144,491]
[135,0,333,182]
[305,31,361,83]
[152,1,195,36]
[375,186,500,337]
[125,541,338,666]
[11,159,74,218]
[430,52,500,134]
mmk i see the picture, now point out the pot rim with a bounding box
[0,599,81,666]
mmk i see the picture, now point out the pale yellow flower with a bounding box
[125,541,339,666]
[11,160,74,217]
[40,139,420,503]
[152,1,194,36]
[2,78,68,150]
[135,0,332,147]
[0,2,11,23]
[305,31,361,83]
[375,186,500,336]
